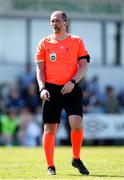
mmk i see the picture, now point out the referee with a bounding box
[35,11,90,175]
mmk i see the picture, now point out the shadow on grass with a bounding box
[67,174,124,178]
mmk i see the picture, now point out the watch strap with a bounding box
[70,79,76,85]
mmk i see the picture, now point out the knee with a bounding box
[44,124,57,135]
[69,115,83,131]
[70,119,83,131]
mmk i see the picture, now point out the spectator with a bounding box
[87,75,100,95]
[83,90,91,113]
[79,77,89,91]
[0,107,19,146]
[19,64,35,92]
[25,82,41,113]
[5,86,25,110]
[17,107,41,146]
[118,89,124,112]
[89,91,98,107]
[104,86,120,113]
[90,100,105,113]
[0,83,6,115]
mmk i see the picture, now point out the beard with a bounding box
[52,26,61,33]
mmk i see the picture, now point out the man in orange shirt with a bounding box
[35,11,90,175]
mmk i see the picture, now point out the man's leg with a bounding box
[69,115,89,175]
[69,115,83,159]
[42,123,57,175]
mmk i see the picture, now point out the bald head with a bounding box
[51,11,68,23]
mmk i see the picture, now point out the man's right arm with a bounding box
[36,61,50,101]
[36,61,45,91]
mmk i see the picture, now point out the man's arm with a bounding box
[61,59,88,95]
[36,61,50,101]
[72,59,88,83]
[36,61,45,91]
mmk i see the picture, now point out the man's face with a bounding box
[50,13,67,34]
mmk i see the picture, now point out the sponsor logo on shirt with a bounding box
[50,53,56,61]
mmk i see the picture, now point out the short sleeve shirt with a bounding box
[35,34,89,85]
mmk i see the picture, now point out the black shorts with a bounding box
[42,82,83,124]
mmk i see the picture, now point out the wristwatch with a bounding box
[70,79,76,85]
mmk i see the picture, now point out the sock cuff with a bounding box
[71,129,83,134]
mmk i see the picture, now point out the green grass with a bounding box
[0,146,124,180]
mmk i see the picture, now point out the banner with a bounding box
[84,114,124,139]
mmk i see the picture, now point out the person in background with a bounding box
[25,82,41,113]
[17,107,41,146]
[118,89,124,112]
[5,86,25,110]
[35,11,90,175]
[104,86,120,113]
[19,64,35,89]
[0,107,19,146]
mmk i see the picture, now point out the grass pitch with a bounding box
[0,146,124,180]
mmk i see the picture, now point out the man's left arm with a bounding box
[72,59,88,83]
[61,59,88,95]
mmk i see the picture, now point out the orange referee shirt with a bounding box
[35,34,90,85]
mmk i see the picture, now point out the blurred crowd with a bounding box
[0,65,124,146]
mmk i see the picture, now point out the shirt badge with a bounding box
[50,53,56,61]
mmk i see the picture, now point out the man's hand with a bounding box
[40,89,50,101]
[61,81,75,95]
